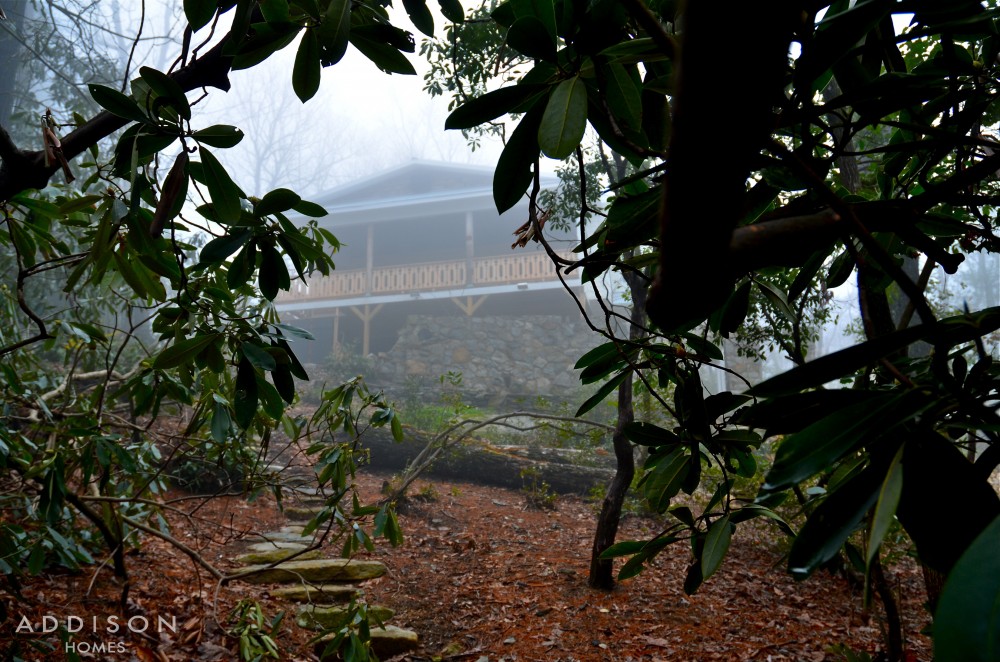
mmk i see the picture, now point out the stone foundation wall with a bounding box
[373,314,599,402]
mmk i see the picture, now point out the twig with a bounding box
[748,640,799,659]
[120,514,224,580]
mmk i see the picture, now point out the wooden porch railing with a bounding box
[282,251,572,302]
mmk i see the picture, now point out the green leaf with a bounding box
[642,447,689,512]
[403,0,434,36]
[198,147,243,224]
[200,229,252,263]
[349,33,417,75]
[600,539,648,558]
[153,333,224,370]
[227,241,257,289]
[445,85,544,130]
[762,393,903,492]
[756,279,795,321]
[58,194,103,215]
[293,29,322,102]
[259,243,290,300]
[184,0,217,30]
[390,415,404,442]
[494,102,544,214]
[895,431,1000,574]
[88,84,148,123]
[736,389,874,436]
[701,515,732,580]
[507,17,556,61]
[192,125,246,148]
[826,249,855,288]
[271,322,315,340]
[604,63,642,130]
[242,341,277,371]
[788,464,883,580]
[538,76,587,160]
[719,280,752,336]
[234,357,259,429]
[729,504,795,537]
[292,199,327,217]
[704,392,752,420]
[316,0,351,66]
[681,332,723,361]
[272,364,295,403]
[256,373,285,419]
[138,66,191,120]
[867,446,904,563]
[934,514,1000,662]
[438,0,464,23]
[260,0,291,23]
[575,370,627,417]
[211,401,232,443]
[256,188,302,216]
[623,421,680,447]
[575,340,622,371]
[231,21,300,70]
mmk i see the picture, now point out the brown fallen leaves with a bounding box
[0,471,932,661]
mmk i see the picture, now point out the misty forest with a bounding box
[2,0,1000,660]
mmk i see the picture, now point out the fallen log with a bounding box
[359,427,615,496]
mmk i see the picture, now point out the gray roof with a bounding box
[305,160,557,226]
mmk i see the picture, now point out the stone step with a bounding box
[283,504,326,521]
[253,531,316,545]
[281,473,316,487]
[315,625,419,659]
[246,541,309,553]
[238,559,387,584]
[296,604,394,630]
[267,583,362,603]
[235,545,322,565]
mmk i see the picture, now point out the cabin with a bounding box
[275,161,598,402]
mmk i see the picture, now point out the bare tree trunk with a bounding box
[871,554,903,662]
[589,272,646,589]
[0,0,29,128]
[588,371,635,589]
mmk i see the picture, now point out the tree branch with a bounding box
[0,31,237,202]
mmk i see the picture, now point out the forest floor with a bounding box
[1,469,932,661]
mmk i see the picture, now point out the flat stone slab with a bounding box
[316,625,418,659]
[297,604,394,630]
[247,541,308,553]
[238,559,387,584]
[235,547,322,565]
[267,583,362,603]
[283,505,326,521]
[253,531,316,544]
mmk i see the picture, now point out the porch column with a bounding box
[350,303,383,355]
[332,309,340,354]
[465,211,475,285]
[451,295,488,316]
[366,224,374,294]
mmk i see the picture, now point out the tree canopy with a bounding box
[432,1,1000,659]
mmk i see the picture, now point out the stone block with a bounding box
[268,583,362,603]
[297,604,394,630]
[238,559,387,584]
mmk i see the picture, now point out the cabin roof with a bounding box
[305,160,556,225]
